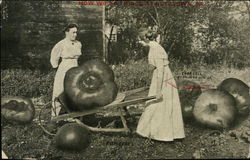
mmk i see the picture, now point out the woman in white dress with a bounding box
[136,30,185,142]
[50,24,82,118]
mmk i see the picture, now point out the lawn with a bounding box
[1,60,250,159]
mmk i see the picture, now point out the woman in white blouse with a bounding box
[50,23,82,118]
[136,30,185,142]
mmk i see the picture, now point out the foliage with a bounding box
[106,1,250,68]
[1,60,250,159]
[113,58,152,92]
[1,1,103,70]
[1,1,249,69]
[1,69,55,101]
[1,1,63,70]
[2,57,250,100]
[0,59,152,100]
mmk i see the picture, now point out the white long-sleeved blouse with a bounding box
[148,41,169,69]
[50,38,82,68]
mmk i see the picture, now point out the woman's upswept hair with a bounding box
[138,28,148,40]
[138,27,158,41]
[63,23,78,33]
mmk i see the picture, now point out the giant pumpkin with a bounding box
[64,59,118,111]
[1,96,35,124]
[177,80,202,119]
[217,78,250,116]
[193,89,238,129]
[55,123,90,151]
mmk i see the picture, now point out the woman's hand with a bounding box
[138,40,147,46]
[156,92,163,101]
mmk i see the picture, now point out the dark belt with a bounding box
[62,57,78,59]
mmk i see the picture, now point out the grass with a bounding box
[2,112,249,159]
[1,59,250,98]
[1,60,250,159]
[1,69,55,101]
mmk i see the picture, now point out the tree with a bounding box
[106,1,250,68]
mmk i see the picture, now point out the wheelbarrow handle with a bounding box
[51,95,156,122]
[122,86,149,96]
[105,95,156,109]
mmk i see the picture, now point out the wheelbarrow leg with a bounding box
[118,108,130,133]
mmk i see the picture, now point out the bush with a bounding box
[1,69,55,100]
[0,57,176,96]
[2,60,250,102]
[113,58,152,92]
[1,59,153,100]
[0,58,189,101]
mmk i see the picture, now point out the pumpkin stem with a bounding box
[79,72,103,92]
[208,104,218,112]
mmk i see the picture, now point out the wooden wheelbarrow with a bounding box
[51,87,155,133]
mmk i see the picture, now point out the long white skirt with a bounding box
[51,59,78,117]
[136,66,185,141]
